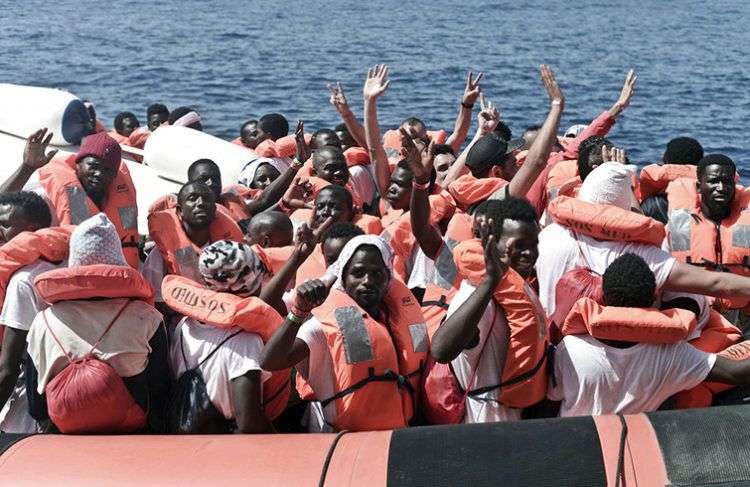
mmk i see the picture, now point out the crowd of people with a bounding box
[1,63,750,435]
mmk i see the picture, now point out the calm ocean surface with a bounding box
[2,0,748,178]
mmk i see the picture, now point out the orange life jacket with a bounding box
[453,240,549,408]
[309,279,427,431]
[546,159,579,201]
[382,129,447,165]
[557,176,581,198]
[0,226,73,311]
[343,147,370,167]
[161,275,290,419]
[39,155,140,268]
[106,130,130,145]
[548,195,666,247]
[147,208,243,281]
[561,298,697,343]
[447,174,509,212]
[254,139,279,158]
[274,133,312,159]
[147,193,245,223]
[295,244,328,286]
[34,264,154,305]
[288,208,383,236]
[220,184,262,221]
[251,245,294,278]
[638,164,696,201]
[230,137,253,151]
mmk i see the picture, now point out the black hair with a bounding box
[493,120,512,142]
[317,184,354,212]
[577,135,613,181]
[147,103,169,118]
[481,197,538,238]
[245,211,293,236]
[0,191,52,229]
[311,128,342,149]
[432,144,455,157]
[602,253,655,308]
[321,221,364,244]
[334,123,349,134]
[258,113,289,140]
[312,146,346,169]
[697,154,736,180]
[660,296,701,317]
[663,137,703,165]
[187,159,220,180]
[240,119,258,131]
[466,133,509,174]
[114,112,138,132]
[402,117,425,129]
[640,194,669,225]
[177,181,214,205]
[168,106,197,125]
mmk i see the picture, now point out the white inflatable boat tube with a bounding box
[144,126,258,186]
[0,84,89,146]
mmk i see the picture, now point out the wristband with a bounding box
[291,303,312,318]
[551,100,562,107]
[412,179,430,190]
[291,158,304,169]
[287,311,308,324]
[461,102,474,109]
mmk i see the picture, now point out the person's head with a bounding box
[177,181,216,229]
[432,144,456,188]
[0,191,52,244]
[564,124,587,139]
[400,117,428,140]
[114,111,139,137]
[249,161,282,190]
[146,103,169,131]
[314,185,354,228]
[602,253,655,308]
[522,125,542,150]
[578,162,636,211]
[480,197,540,278]
[697,154,736,221]
[199,240,266,297]
[641,194,669,225]
[577,135,614,181]
[75,132,122,201]
[257,113,289,142]
[187,159,222,199]
[466,133,515,179]
[244,211,293,248]
[168,106,202,131]
[493,121,512,142]
[334,123,356,151]
[335,236,392,312]
[311,146,349,186]
[384,161,414,210]
[310,128,342,151]
[82,100,97,135]
[68,213,127,267]
[320,222,364,266]
[663,137,703,165]
[240,120,260,149]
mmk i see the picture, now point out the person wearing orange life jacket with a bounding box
[146,103,169,132]
[638,136,704,203]
[550,253,750,417]
[231,119,260,150]
[0,191,62,433]
[261,235,428,432]
[291,185,382,237]
[242,211,294,249]
[0,129,141,269]
[25,213,169,433]
[108,111,140,145]
[430,198,546,423]
[664,155,750,315]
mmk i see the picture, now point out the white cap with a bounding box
[578,162,636,210]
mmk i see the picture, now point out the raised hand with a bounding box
[602,145,627,164]
[283,176,314,210]
[462,71,483,107]
[400,128,434,184]
[294,120,311,162]
[477,93,500,136]
[23,128,57,169]
[294,279,330,313]
[615,69,637,109]
[295,215,334,259]
[540,64,564,108]
[327,82,349,113]
[480,219,510,284]
[363,64,391,101]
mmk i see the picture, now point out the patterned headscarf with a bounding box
[198,240,266,295]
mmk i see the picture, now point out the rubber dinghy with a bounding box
[1,405,749,486]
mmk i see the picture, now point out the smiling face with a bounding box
[698,164,735,221]
[75,156,117,200]
[497,219,539,279]
[343,246,390,312]
[312,148,349,186]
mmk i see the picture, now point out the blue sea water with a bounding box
[1,0,749,178]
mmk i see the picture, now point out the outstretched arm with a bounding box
[445,71,483,154]
[665,261,750,300]
[507,65,564,198]
[1,128,58,193]
[329,82,367,149]
[363,64,393,196]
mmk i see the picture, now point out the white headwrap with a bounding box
[564,124,588,138]
[578,162,637,210]
[172,111,202,128]
[198,240,266,295]
[69,213,127,267]
[237,156,289,187]
[328,235,393,290]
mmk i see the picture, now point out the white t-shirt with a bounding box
[142,248,166,302]
[549,334,716,417]
[0,261,58,433]
[536,222,677,317]
[295,317,337,432]
[27,298,163,393]
[170,317,269,420]
[406,246,437,290]
[445,280,523,423]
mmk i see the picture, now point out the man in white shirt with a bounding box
[550,253,750,416]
